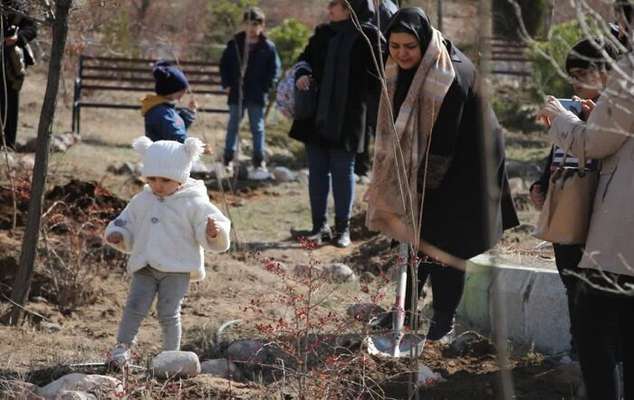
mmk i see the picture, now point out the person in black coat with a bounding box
[289,0,381,248]
[354,0,399,179]
[367,8,518,340]
[220,7,281,179]
[1,0,36,150]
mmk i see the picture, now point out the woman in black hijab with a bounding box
[367,8,518,340]
[289,0,381,248]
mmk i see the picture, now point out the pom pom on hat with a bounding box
[132,136,203,183]
[132,136,153,156]
[183,137,205,162]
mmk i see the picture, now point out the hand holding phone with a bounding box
[557,98,583,116]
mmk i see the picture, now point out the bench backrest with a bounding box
[72,55,229,134]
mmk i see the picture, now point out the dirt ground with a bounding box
[0,68,581,399]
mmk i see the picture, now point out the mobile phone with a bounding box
[557,98,583,116]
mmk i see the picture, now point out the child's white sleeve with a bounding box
[194,202,231,252]
[104,203,136,253]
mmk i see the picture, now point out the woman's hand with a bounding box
[537,96,569,126]
[572,96,597,120]
[581,99,596,117]
[296,75,312,91]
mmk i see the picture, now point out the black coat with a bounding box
[2,0,37,65]
[219,32,281,106]
[289,24,381,153]
[418,42,519,259]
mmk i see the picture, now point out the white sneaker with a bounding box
[248,166,271,181]
[224,162,234,177]
[107,343,130,368]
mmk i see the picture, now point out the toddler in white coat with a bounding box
[104,136,231,367]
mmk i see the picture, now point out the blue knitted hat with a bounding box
[153,61,189,96]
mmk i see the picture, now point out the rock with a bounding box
[226,340,268,365]
[323,263,357,283]
[39,321,62,333]
[346,303,386,323]
[38,374,122,399]
[200,359,241,380]
[151,351,201,379]
[446,331,495,357]
[271,166,296,182]
[56,391,97,400]
[21,133,79,154]
[226,340,297,383]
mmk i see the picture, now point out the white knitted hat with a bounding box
[132,137,205,183]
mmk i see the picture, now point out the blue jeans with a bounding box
[224,103,265,167]
[306,144,356,227]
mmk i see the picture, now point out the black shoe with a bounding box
[333,218,351,248]
[291,224,332,245]
[426,311,455,342]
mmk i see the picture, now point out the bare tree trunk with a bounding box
[436,0,443,32]
[477,0,516,398]
[8,0,73,326]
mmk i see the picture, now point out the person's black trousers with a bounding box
[553,243,583,352]
[0,81,20,149]
[573,277,634,400]
[404,260,466,324]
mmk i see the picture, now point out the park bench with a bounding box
[71,55,229,135]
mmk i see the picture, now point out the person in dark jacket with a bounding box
[529,38,617,359]
[220,7,281,180]
[354,0,399,180]
[290,0,381,248]
[141,62,197,144]
[366,8,519,340]
[0,0,36,150]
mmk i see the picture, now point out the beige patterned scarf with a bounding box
[366,28,455,246]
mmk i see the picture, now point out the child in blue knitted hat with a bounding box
[141,61,198,143]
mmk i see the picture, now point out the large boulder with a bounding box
[271,166,296,182]
[200,359,242,380]
[324,263,357,283]
[151,351,201,379]
[38,374,122,399]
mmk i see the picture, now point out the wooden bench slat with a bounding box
[81,55,218,67]
[80,84,226,95]
[83,66,220,76]
[76,101,228,113]
[80,75,222,85]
